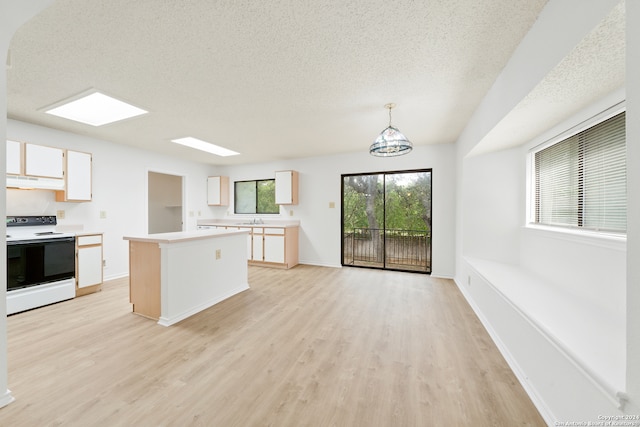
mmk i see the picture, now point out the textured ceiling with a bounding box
[7,0,553,165]
[471,0,625,155]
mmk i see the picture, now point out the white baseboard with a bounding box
[430,272,454,279]
[157,284,249,327]
[103,272,129,282]
[297,260,342,268]
[0,389,15,409]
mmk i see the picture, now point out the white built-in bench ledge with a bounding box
[464,256,626,407]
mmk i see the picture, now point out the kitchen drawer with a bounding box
[264,228,285,235]
[77,235,102,246]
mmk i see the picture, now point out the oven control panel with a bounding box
[6,216,57,227]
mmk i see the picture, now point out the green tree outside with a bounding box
[343,171,431,233]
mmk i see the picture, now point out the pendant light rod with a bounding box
[385,103,396,127]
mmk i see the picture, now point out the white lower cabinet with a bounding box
[76,234,103,295]
[263,232,285,264]
[196,223,299,269]
[249,227,298,269]
[252,227,264,261]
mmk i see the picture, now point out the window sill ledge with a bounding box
[522,224,626,251]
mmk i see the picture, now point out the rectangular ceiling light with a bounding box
[45,91,148,126]
[171,137,240,157]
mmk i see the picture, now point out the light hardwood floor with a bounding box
[2,265,545,426]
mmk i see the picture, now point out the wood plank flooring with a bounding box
[1,265,545,426]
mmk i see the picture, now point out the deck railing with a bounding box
[343,228,431,272]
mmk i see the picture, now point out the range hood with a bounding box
[6,175,65,190]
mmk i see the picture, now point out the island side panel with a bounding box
[129,241,161,320]
[159,233,249,326]
[285,226,299,268]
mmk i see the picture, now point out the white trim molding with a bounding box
[0,389,15,409]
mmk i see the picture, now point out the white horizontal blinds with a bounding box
[535,111,626,232]
[581,112,626,232]
[535,134,579,227]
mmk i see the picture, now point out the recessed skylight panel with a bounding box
[45,91,148,126]
[171,137,240,157]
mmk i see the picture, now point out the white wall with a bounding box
[1,0,55,410]
[626,0,640,415]
[461,147,522,264]
[1,8,10,411]
[217,143,456,277]
[7,119,220,280]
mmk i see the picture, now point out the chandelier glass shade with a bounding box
[369,103,412,157]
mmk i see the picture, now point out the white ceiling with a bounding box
[5,0,621,166]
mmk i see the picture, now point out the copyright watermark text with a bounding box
[555,415,640,426]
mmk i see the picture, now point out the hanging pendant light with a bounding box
[369,103,412,157]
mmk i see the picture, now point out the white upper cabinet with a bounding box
[64,150,92,201]
[24,143,64,178]
[275,170,298,205]
[6,140,22,175]
[207,176,229,206]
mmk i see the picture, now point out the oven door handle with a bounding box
[7,236,76,246]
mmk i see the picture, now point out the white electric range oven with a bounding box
[6,216,76,314]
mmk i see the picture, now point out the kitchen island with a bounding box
[123,228,249,326]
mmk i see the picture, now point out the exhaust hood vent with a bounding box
[7,175,65,190]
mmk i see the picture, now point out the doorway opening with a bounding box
[341,169,431,273]
[147,171,184,234]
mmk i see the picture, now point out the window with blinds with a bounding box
[534,111,626,233]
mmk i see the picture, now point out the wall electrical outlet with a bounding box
[215,249,221,260]
[57,210,65,219]
[329,202,335,209]
[100,211,107,219]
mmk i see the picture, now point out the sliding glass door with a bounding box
[341,169,431,273]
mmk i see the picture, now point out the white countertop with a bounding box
[74,231,104,236]
[197,219,300,228]
[123,228,249,244]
